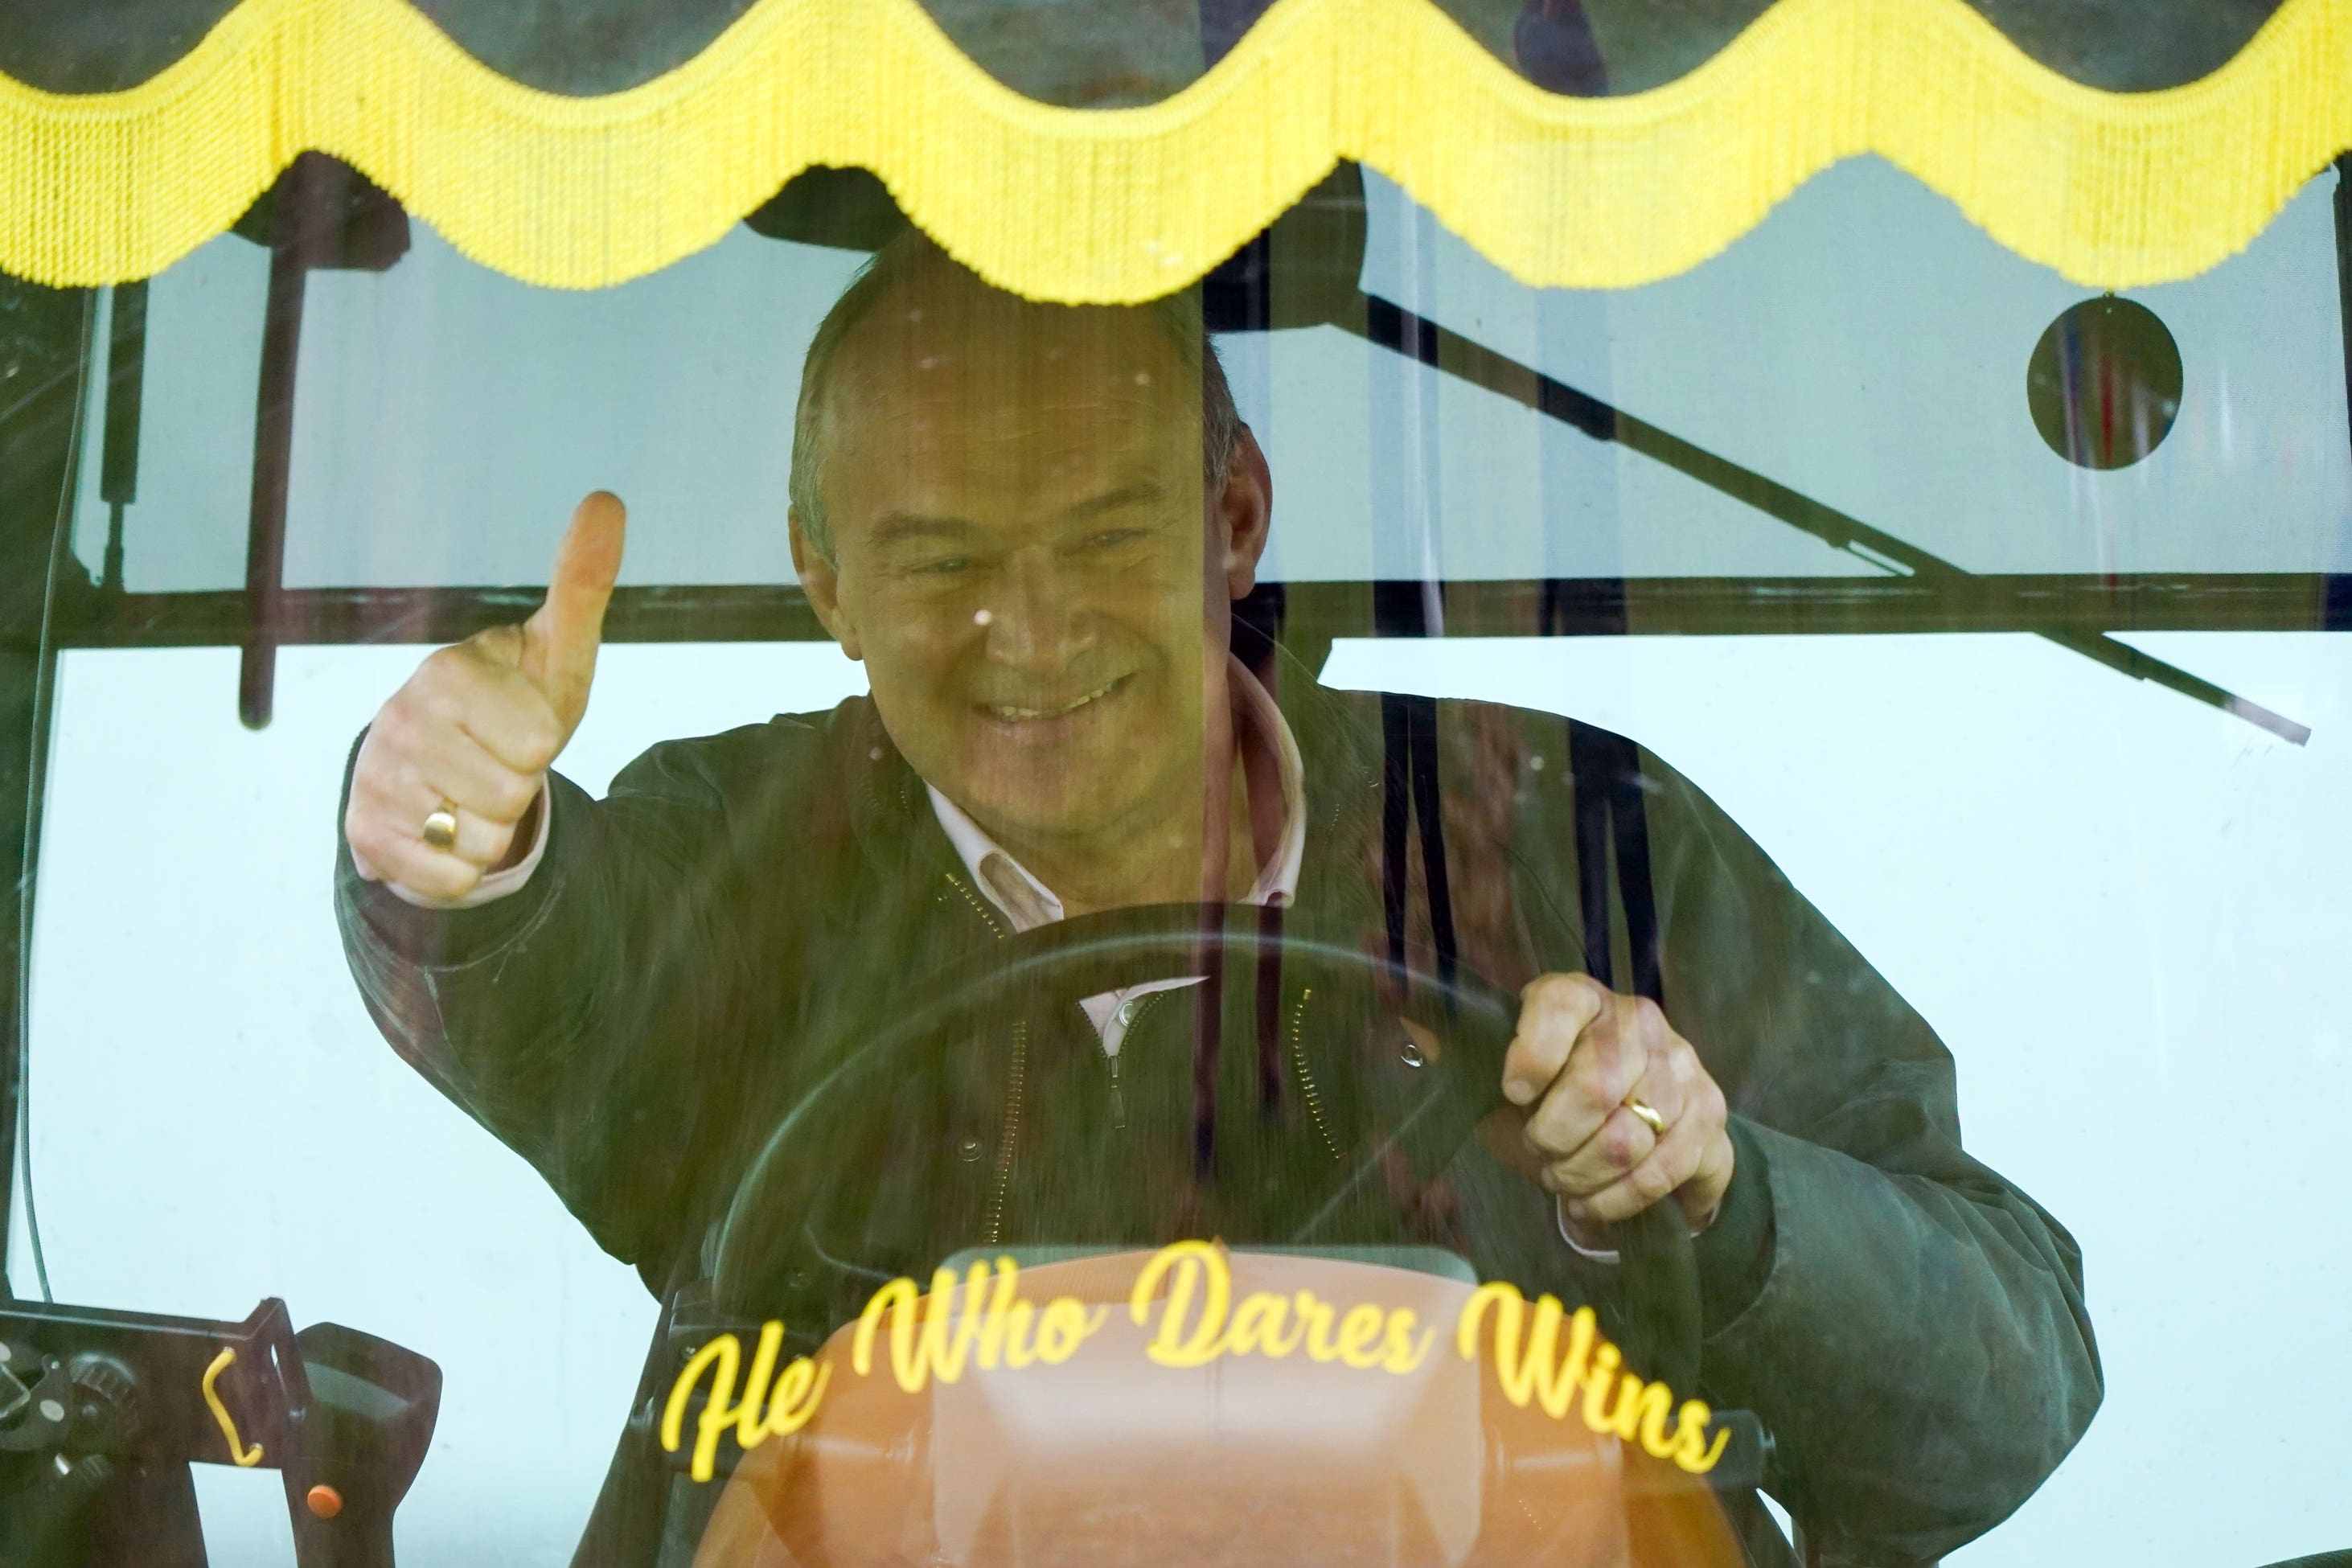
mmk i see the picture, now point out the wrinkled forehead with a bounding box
[819,274,1203,470]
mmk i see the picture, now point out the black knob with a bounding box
[64,1353,142,1454]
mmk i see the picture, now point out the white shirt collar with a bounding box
[926,656,1306,933]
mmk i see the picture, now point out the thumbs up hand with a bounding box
[345,492,626,902]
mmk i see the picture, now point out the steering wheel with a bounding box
[711,903,1701,1394]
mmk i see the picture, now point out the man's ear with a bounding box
[790,512,863,661]
[1216,425,1274,601]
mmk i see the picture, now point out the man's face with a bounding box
[796,285,1260,846]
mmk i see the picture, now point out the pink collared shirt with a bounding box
[926,655,1306,1059]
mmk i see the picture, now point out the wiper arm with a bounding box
[1351,295,2310,746]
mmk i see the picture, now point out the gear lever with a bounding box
[283,1323,442,1568]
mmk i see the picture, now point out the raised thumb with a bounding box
[522,491,626,721]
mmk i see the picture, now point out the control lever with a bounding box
[283,1324,442,1568]
[0,1298,441,1568]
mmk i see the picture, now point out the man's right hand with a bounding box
[345,491,626,902]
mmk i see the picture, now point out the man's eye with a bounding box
[1082,529,1146,551]
[914,556,973,576]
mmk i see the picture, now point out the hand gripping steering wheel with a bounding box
[711,903,1701,1396]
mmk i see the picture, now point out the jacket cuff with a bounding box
[1693,1114,1777,1328]
[339,841,559,969]
[333,731,576,971]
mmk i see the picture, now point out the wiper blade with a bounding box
[1353,295,2310,746]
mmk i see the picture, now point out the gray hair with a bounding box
[789,231,1242,564]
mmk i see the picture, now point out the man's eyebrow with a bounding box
[868,513,979,548]
[1061,482,1165,522]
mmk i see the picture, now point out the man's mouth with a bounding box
[979,675,1127,723]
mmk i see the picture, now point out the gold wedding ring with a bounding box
[421,802,460,851]
[1624,1096,1667,1137]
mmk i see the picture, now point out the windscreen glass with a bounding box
[2,18,2346,1568]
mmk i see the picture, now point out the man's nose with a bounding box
[982,550,1093,672]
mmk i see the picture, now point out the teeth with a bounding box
[987,679,1118,722]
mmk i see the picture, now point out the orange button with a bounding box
[306,1484,343,1519]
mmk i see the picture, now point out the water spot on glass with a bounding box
[1401,1039,1426,1069]
[958,1138,983,1163]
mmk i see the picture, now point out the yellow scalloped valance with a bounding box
[1,0,2347,299]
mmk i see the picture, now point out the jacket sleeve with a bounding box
[1628,749,2102,1567]
[333,726,772,1291]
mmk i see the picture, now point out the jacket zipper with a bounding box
[1289,986,1341,1163]
[943,871,1008,939]
[1102,986,1329,1151]
[1105,990,1171,1131]
[944,872,1024,1244]
[983,1020,1025,1246]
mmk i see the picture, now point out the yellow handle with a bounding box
[201,1348,265,1467]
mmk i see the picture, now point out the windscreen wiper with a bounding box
[1348,294,2309,745]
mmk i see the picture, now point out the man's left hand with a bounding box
[1500,973,1735,1239]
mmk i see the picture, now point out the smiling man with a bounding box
[335,231,2099,1568]
[786,264,1258,915]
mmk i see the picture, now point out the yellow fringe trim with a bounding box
[0,0,2346,298]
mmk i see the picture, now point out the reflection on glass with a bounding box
[324,232,2100,1566]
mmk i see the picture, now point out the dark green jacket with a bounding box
[335,669,2100,1568]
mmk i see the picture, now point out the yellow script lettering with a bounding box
[662,1335,744,1484]
[1227,1293,1299,1358]
[1611,1374,1676,1455]
[999,1300,1041,1368]
[1336,1305,1387,1369]
[1456,1282,1594,1419]
[1580,1342,1625,1431]
[733,1321,832,1444]
[1672,1400,1732,1475]
[1378,1311,1436,1375]
[1034,1299,1106,1363]
[1129,1243,1431,1374]
[757,1350,830,1441]
[1298,1294,1343,1362]
[853,1263,996,1393]
[971,1259,1022,1369]
[1131,1241,1232,1368]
